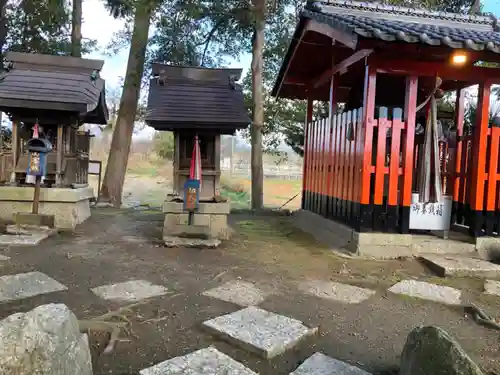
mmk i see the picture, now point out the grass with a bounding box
[220,173,302,209]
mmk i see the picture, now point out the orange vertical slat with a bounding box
[470,81,491,212]
[374,108,388,206]
[333,112,340,201]
[360,66,377,206]
[389,109,403,206]
[487,127,500,211]
[353,107,363,204]
[401,76,418,207]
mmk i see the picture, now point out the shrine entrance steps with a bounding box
[293,209,479,260]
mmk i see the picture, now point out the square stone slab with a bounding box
[484,280,500,296]
[420,254,500,278]
[299,280,376,304]
[0,233,50,246]
[139,347,257,375]
[0,271,67,303]
[290,352,372,375]
[388,280,461,305]
[202,281,269,306]
[91,280,168,302]
[202,306,318,359]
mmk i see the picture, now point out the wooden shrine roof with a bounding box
[0,52,109,124]
[305,1,500,52]
[272,0,500,101]
[146,64,251,133]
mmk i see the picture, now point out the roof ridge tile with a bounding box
[310,0,494,25]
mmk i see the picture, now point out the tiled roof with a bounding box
[306,0,500,52]
[146,66,250,133]
[0,52,108,124]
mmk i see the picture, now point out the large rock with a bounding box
[400,326,484,375]
[0,303,93,375]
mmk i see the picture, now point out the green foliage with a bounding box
[153,131,174,159]
[4,0,96,55]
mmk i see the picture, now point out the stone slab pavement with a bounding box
[202,306,318,359]
[290,352,372,375]
[139,347,257,375]
[420,254,500,279]
[0,209,499,374]
[388,280,462,305]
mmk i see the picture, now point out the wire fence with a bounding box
[220,163,302,180]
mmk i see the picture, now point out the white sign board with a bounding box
[409,193,452,231]
[88,161,101,175]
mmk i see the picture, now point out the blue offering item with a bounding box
[26,138,52,177]
[184,179,200,211]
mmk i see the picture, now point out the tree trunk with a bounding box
[100,3,153,207]
[0,0,6,62]
[71,0,82,57]
[470,0,481,14]
[250,0,265,210]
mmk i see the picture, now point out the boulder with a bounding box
[400,326,484,375]
[0,303,93,375]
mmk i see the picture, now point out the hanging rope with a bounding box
[415,77,444,203]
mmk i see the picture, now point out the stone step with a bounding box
[412,235,475,255]
[202,306,318,359]
[290,352,372,375]
[420,254,500,278]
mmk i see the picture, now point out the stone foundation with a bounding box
[293,209,476,259]
[163,198,231,240]
[0,186,93,229]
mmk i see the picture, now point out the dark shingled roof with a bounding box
[146,64,251,133]
[306,0,500,52]
[0,52,109,124]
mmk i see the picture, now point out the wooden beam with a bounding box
[9,120,18,185]
[313,49,373,89]
[306,20,357,49]
[275,20,311,98]
[370,57,500,83]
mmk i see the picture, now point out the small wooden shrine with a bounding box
[0,52,108,228]
[146,64,250,243]
[273,0,500,257]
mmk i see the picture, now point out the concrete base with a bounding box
[163,197,231,241]
[0,186,93,229]
[293,209,476,259]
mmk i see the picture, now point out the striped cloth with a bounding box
[189,135,202,189]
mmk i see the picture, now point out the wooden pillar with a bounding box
[214,134,221,197]
[302,97,313,210]
[357,65,377,231]
[56,124,64,187]
[469,81,492,237]
[398,76,418,233]
[9,120,18,185]
[326,75,337,219]
[453,89,466,225]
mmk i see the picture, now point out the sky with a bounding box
[79,0,500,142]
[81,0,252,140]
[82,0,252,90]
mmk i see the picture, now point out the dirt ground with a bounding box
[0,175,499,374]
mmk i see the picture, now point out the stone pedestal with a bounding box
[163,197,231,241]
[0,186,93,229]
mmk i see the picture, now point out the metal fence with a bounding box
[221,163,302,180]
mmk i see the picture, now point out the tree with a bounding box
[250,0,265,209]
[4,0,96,55]
[99,0,158,207]
[71,0,82,57]
[153,131,174,159]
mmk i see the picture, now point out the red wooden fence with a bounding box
[303,106,413,231]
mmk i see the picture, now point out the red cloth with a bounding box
[33,123,39,138]
[189,135,202,187]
